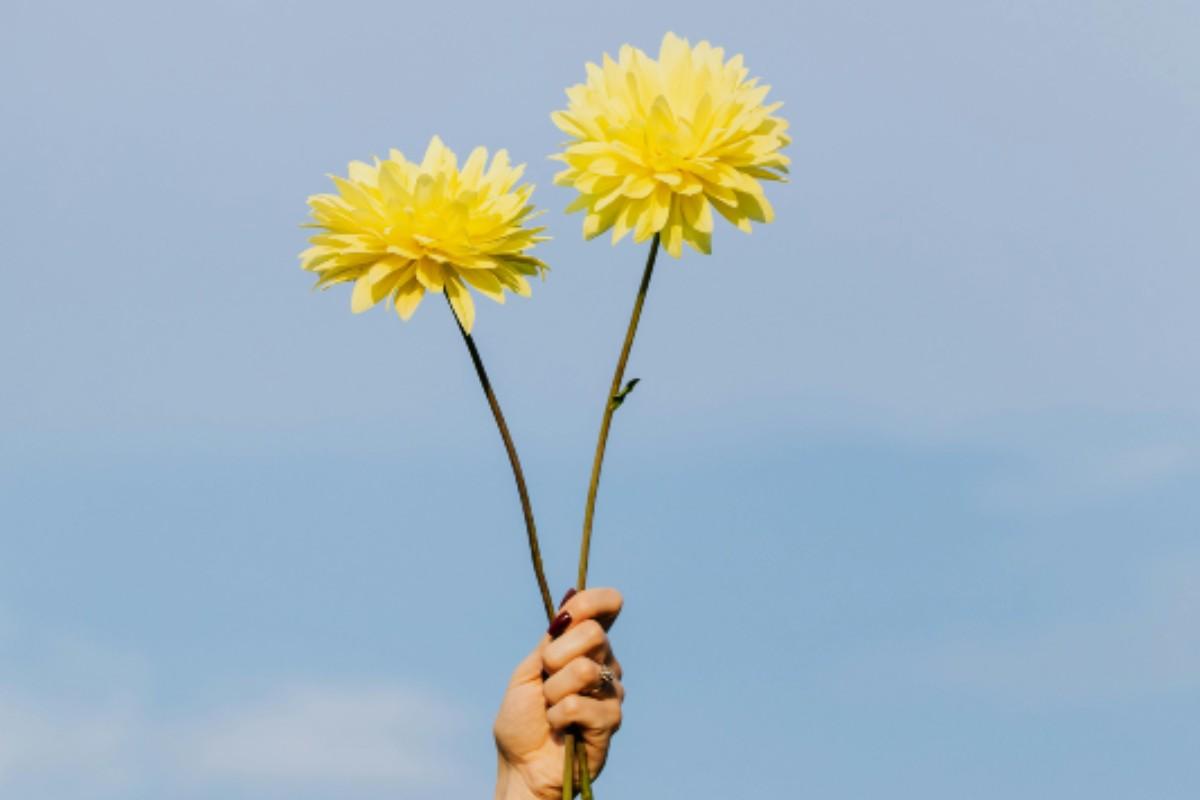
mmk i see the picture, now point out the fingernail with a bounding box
[547,610,571,638]
[559,587,577,608]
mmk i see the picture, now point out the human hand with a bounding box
[493,588,625,800]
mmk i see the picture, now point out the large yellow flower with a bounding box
[551,32,790,258]
[300,136,548,332]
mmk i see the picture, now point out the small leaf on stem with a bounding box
[609,377,641,410]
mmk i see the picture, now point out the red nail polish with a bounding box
[559,588,577,608]
[547,610,571,638]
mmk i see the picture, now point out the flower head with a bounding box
[301,136,548,332]
[551,32,790,258]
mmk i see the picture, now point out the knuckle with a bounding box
[559,694,582,716]
[573,657,599,683]
[581,620,606,648]
[543,644,567,673]
[546,706,563,729]
[570,591,594,617]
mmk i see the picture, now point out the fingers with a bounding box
[545,693,623,734]
[561,587,623,632]
[543,656,626,705]
[542,587,623,672]
[543,619,611,674]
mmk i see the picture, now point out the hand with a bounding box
[494,588,625,800]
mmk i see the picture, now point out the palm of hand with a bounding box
[494,661,565,798]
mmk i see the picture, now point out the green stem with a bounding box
[563,233,662,799]
[576,739,594,800]
[561,735,593,800]
[562,732,576,800]
[577,233,661,589]
[447,296,555,622]
[445,299,589,797]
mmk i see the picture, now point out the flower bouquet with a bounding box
[298,32,789,798]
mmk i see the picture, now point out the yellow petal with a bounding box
[350,272,378,313]
[551,110,586,137]
[681,194,713,234]
[583,202,622,240]
[495,269,532,297]
[415,259,446,292]
[611,200,638,244]
[621,174,656,199]
[421,135,451,172]
[458,268,506,303]
[393,280,425,320]
[378,161,409,206]
[299,246,337,271]
[682,223,712,255]
[445,276,476,332]
[347,160,376,184]
[564,193,593,214]
[650,185,672,231]
[737,189,774,224]
[312,265,360,289]
[460,146,488,187]
[661,199,685,258]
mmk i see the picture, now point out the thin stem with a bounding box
[576,739,593,800]
[576,233,661,589]
[446,296,555,622]
[560,735,593,800]
[563,233,661,799]
[443,301,588,795]
[562,733,575,800]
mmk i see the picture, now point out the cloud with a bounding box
[172,684,463,788]
[0,619,470,799]
[0,682,468,799]
[0,691,145,794]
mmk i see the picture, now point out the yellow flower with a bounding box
[300,136,548,332]
[551,32,790,258]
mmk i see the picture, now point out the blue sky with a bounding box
[2,0,1198,797]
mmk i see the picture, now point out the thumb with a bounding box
[507,637,550,687]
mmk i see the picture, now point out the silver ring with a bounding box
[587,665,617,697]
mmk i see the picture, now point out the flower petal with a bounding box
[415,258,446,292]
[393,279,425,320]
[445,275,476,332]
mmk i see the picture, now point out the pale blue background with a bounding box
[2,1,1198,797]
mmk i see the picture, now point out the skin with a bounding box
[494,588,626,800]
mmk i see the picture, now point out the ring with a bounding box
[587,665,617,697]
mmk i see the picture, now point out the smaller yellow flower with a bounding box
[300,136,548,332]
[552,32,790,257]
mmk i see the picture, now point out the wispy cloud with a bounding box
[0,619,471,799]
[0,682,469,799]
[171,683,463,787]
[0,691,145,794]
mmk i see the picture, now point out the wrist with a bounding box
[495,757,539,800]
